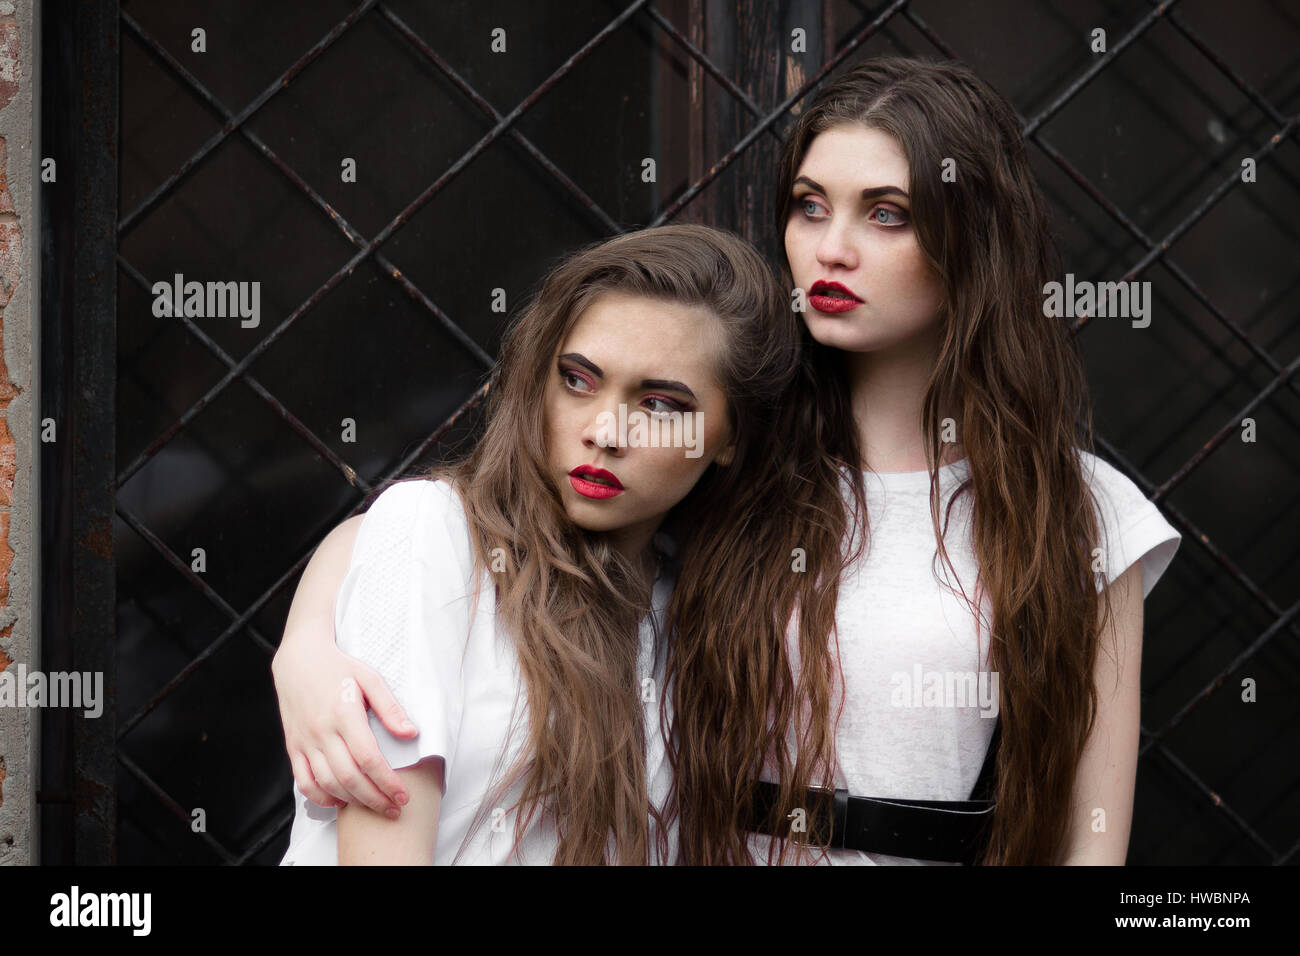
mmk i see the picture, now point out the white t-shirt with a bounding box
[279,478,676,865]
[749,449,1182,865]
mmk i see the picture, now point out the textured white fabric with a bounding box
[280,478,675,865]
[749,449,1182,865]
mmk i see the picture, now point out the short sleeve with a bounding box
[1081,452,1182,599]
[334,478,475,776]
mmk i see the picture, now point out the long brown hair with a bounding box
[425,224,799,864]
[762,55,1116,864]
[670,55,1115,864]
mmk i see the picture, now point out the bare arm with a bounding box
[1060,561,1144,864]
[272,514,418,815]
[279,514,367,651]
[338,757,445,865]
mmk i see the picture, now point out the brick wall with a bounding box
[0,0,36,867]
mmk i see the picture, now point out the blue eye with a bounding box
[873,207,905,225]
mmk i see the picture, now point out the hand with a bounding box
[272,637,419,817]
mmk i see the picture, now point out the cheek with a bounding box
[785,222,812,266]
[633,445,711,503]
[543,399,575,458]
[641,448,700,486]
[891,229,935,278]
[882,244,942,302]
[910,260,944,311]
[898,245,934,282]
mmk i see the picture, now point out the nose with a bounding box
[580,399,628,456]
[815,215,859,272]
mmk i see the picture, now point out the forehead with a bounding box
[797,124,910,188]
[561,291,725,384]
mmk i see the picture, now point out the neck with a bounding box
[844,324,963,472]
[606,521,661,591]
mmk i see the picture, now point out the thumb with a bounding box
[354,667,418,737]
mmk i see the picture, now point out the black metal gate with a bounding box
[40,0,1300,864]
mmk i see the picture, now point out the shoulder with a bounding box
[1076,449,1171,538]
[1074,450,1182,598]
[364,476,464,523]
[335,478,484,667]
[1076,450,1149,513]
[354,477,474,574]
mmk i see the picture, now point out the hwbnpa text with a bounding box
[50,886,151,936]
[152,273,261,328]
[1120,891,1251,906]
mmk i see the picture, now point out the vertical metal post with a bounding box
[39,0,119,865]
[703,0,821,259]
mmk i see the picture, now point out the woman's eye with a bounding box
[800,198,824,217]
[561,369,592,391]
[644,396,682,416]
[873,207,906,225]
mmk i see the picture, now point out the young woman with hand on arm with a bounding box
[276,223,800,865]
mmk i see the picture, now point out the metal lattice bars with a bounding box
[104,0,1299,863]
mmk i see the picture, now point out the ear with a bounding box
[714,440,736,467]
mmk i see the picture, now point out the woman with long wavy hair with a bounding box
[276,223,800,864]
[668,55,1180,865]
[276,56,1181,866]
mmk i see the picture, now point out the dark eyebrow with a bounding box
[641,379,697,401]
[793,175,910,202]
[558,354,698,401]
[559,353,601,377]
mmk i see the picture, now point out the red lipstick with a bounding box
[569,464,625,500]
[809,279,863,314]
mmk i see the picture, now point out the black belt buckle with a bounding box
[791,784,850,849]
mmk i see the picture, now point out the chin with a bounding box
[813,310,927,351]
[562,498,623,531]
[804,316,876,351]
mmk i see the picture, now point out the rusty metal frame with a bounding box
[38,0,120,866]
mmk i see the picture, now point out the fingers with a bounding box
[291,750,344,809]
[305,747,351,807]
[349,732,410,811]
[349,671,413,807]
[357,669,418,739]
[321,734,402,817]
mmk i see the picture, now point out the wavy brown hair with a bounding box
[423,224,800,864]
[663,305,863,860]
[670,55,1118,865]
[757,55,1116,864]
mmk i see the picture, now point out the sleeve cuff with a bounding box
[1101,509,1182,599]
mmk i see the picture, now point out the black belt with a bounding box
[748,718,1000,864]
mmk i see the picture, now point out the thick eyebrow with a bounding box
[641,379,698,400]
[558,354,698,401]
[559,353,602,378]
[792,174,910,202]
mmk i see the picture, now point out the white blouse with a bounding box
[279,478,676,865]
[750,449,1182,865]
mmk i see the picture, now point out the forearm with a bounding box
[1060,776,1135,864]
[338,757,444,864]
[1060,562,1143,866]
[1060,832,1131,865]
